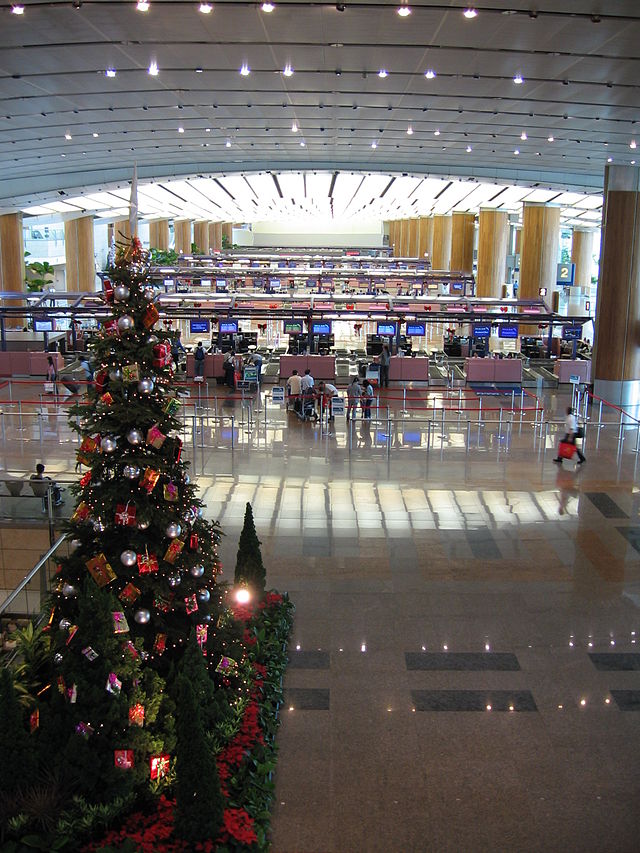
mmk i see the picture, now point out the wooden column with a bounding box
[519,203,560,300]
[389,221,398,255]
[0,213,25,329]
[65,216,96,293]
[408,218,419,257]
[398,220,408,257]
[149,219,169,251]
[432,215,452,270]
[450,212,475,273]
[593,165,640,405]
[109,219,132,245]
[210,222,222,252]
[476,209,508,298]
[514,228,522,255]
[571,228,594,289]
[418,216,434,261]
[174,220,192,254]
[221,223,233,249]
[194,221,209,254]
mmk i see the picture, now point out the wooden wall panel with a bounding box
[519,204,560,300]
[408,218,419,257]
[476,210,508,297]
[173,219,192,254]
[149,219,169,251]
[450,212,475,272]
[194,221,209,253]
[418,216,433,261]
[0,213,24,328]
[432,215,452,270]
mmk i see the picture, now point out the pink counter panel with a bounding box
[0,351,63,377]
[554,360,591,383]
[465,358,522,384]
[279,355,336,380]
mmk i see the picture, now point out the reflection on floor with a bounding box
[2,386,640,850]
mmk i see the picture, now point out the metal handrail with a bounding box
[0,534,67,616]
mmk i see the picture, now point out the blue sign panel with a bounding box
[498,325,519,339]
[472,324,491,339]
[562,325,582,341]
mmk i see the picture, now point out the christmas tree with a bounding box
[234,502,266,595]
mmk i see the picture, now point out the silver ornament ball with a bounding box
[165,522,182,539]
[93,520,106,532]
[147,334,159,344]
[109,369,122,382]
[143,287,156,301]
[190,564,205,578]
[101,436,117,453]
[123,464,141,480]
[127,428,143,445]
[120,549,137,567]
[59,618,72,631]
[54,652,64,664]
[138,378,154,395]
[114,284,130,302]
[117,315,135,333]
[134,608,151,625]
[197,587,210,603]
[62,583,77,598]
[167,573,182,588]
[137,518,150,531]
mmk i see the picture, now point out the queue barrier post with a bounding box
[466,420,471,453]
[231,415,235,450]
[598,399,603,427]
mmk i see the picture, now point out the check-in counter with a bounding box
[0,351,63,377]
[279,355,336,380]
[388,357,430,382]
[554,360,591,383]
[465,358,522,384]
[186,353,225,379]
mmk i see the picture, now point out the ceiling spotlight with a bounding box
[378,69,388,78]
[239,63,250,76]
[434,128,440,136]
[631,140,637,149]
[64,132,72,140]
[514,149,519,155]
[607,157,613,162]
[199,2,212,12]
[178,126,184,133]
[424,69,436,79]
[148,60,159,76]
[283,64,293,77]
[225,139,231,147]
[463,7,477,17]
[205,127,211,132]
[92,132,99,137]
[406,125,413,135]
[105,67,117,77]
[11,5,25,14]
[300,140,306,146]
[547,135,554,142]
[513,73,524,84]
[261,1,274,10]
[371,141,377,148]
[195,67,203,73]
[136,0,149,10]
[291,121,298,132]
[520,131,527,140]
[396,5,411,16]
[466,145,472,152]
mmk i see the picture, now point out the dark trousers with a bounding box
[380,365,389,388]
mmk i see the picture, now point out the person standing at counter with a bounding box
[301,368,314,393]
[361,379,374,419]
[346,375,361,421]
[193,341,206,381]
[379,343,391,388]
[223,351,235,388]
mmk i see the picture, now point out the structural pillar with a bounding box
[108,218,132,245]
[432,215,452,270]
[593,165,640,408]
[571,228,594,289]
[476,209,509,298]
[149,219,170,251]
[418,216,433,262]
[65,216,96,292]
[0,212,25,329]
[519,203,560,299]
[221,223,233,249]
[174,219,192,254]
[450,212,475,272]
[194,221,209,254]
[398,219,409,257]
[408,218,419,257]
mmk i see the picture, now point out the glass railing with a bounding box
[0,476,75,524]
[0,534,69,621]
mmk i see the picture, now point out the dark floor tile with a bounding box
[610,690,640,711]
[616,527,640,553]
[284,688,330,710]
[589,653,640,671]
[288,650,330,669]
[411,689,537,712]
[585,492,629,519]
[466,529,502,560]
[302,538,332,556]
[405,651,520,671]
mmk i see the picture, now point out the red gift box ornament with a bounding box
[119,582,141,604]
[190,533,198,550]
[143,303,160,329]
[140,467,160,494]
[153,342,172,368]
[114,749,134,770]
[184,593,198,615]
[103,278,113,303]
[163,482,178,502]
[77,436,98,466]
[72,501,91,523]
[95,369,108,393]
[115,502,137,526]
[30,709,40,733]
[104,319,120,337]
[164,539,185,564]
[150,753,170,780]
[146,424,166,450]
[79,470,92,488]
[129,703,145,727]
[154,633,167,655]
[99,391,114,406]
[137,550,159,575]
[196,623,208,650]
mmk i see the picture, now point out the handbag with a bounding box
[44,382,55,393]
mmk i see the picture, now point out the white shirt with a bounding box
[300,374,314,391]
[565,412,578,434]
[322,383,338,397]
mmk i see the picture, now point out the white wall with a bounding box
[244,218,384,249]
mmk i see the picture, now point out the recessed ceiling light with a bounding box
[261,1,275,10]
[291,121,298,132]
[136,0,150,11]
[520,131,527,140]
[371,141,377,148]
[205,127,211,132]
[547,135,554,142]
[434,129,440,136]
[514,149,519,155]
[632,160,637,165]
[11,5,25,14]
[240,63,250,76]
[61,153,66,157]
[631,140,637,149]
[148,60,159,76]
[424,69,436,79]
[105,67,117,77]
[283,64,293,77]
[513,73,524,84]
[225,139,231,147]
[178,126,184,133]
[607,157,613,162]
[195,67,203,73]
[397,5,411,16]
[406,125,413,135]
[466,145,472,152]
[92,132,99,137]
[65,132,72,140]
[199,2,212,12]
[378,69,388,78]
[463,7,477,17]
[300,140,305,147]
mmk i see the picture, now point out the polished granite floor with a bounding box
[2,383,640,851]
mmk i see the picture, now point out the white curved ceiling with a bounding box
[1,0,637,213]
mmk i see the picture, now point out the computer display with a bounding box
[377,323,397,336]
[219,321,238,334]
[472,324,491,338]
[189,319,210,334]
[406,323,426,336]
[34,318,54,333]
[283,320,303,335]
[498,325,519,339]
[311,321,332,335]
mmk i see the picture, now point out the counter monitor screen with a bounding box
[498,324,519,339]
[283,320,303,335]
[311,321,332,335]
[406,323,426,336]
[163,278,174,287]
[215,279,227,290]
[219,321,238,334]
[190,319,210,334]
[377,322,397,336]
[200,279,212,288]
[472,324,491,339]
[34,318,54,333]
